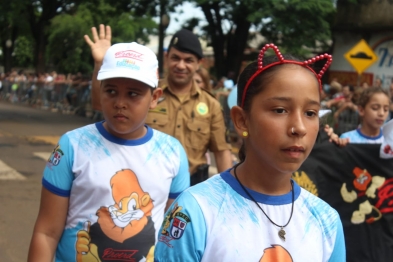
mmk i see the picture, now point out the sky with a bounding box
[156,2,207,34]
[147,2,207,53]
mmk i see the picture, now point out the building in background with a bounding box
[329,0,393,89]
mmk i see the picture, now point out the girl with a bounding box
[193,66,213,93]
[340,87,389,143]
[154,44,346,262]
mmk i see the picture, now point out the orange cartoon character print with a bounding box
[260,245,293,262]
[76,169,155,262]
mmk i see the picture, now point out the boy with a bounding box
[28,42,190,262]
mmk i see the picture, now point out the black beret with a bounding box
[167,29,203,59]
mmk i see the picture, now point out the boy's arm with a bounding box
[84,24,112,112]
[209,101,232,172]
[166,141,190,211]
[28,188,69,262]
[214,149,232,172]
[165,199,175,212]
[28,133,74,261]
[91,64,102,111]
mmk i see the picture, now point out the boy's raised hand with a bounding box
[84,24,112,65]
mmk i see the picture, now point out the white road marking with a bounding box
[33,152,51,161]
[0,160,26,180]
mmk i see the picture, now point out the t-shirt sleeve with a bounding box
[208,100,230,152]
[169,142,190,199]
[328,217,346,262]
[340,131,351,139]
[42,134,74,197]
[154,191,206,262]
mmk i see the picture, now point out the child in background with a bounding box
[340,87,389,143]
[193,66,213,93]
[154,44,345,262]
[28,42,189,262]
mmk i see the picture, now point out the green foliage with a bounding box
[110,13,157,45]
[46,8,93,74]
[13,36,34,67]
[46,1,157,73]
[260,0,336,57]
[1,0,338,76]
[183,0,337,79]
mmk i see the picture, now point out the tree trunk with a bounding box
[1,24,18,73]
[2,42,13,73]
[34,28,47,74]
[200,2,225,79]
[26,0,61,74]
[225,19,251,84]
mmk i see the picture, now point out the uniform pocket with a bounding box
[146,112,169,130]
[186,119,210,150]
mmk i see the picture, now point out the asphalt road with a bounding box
[0,101,95,262]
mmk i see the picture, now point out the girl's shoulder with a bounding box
[297,187,340,222]
[176,174,230,215]
[340,128,384,143]
[185,174,228,201]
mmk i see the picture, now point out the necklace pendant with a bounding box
[278,228,286,241]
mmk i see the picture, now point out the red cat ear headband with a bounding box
[241,43,333,108]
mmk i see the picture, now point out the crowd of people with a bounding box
[0,70,92,115]
[10,24,390,262]
[320,78,392,137]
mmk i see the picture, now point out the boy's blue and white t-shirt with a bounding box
[155,171,346,262]
[43,122,189,262]
[340,128,384,144]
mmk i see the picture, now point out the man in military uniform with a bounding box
[85,25,232,185]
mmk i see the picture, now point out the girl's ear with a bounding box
[358,106,365,117]
[230,106,248,137]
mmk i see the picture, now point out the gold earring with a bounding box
[242,131,248,137]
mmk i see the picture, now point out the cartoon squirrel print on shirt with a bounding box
[76,169,155,262]
[260,245,293,262]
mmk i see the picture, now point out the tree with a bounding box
[128,0,336,81]
[13,36,34,68]
[0,0,27,73]
[46,0,157,74]
[24,0,89,73]
[193,0,336,81]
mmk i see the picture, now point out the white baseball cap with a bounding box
[97,42,158,88]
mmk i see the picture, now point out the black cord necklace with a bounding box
[234,164,294,241]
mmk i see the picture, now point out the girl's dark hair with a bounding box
[236,54,318,163]
[357,87,389,108]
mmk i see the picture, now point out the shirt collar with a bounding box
[161,77,201,97]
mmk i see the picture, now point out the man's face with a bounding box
[166,48,200,88]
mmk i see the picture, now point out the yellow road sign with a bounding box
[344,39,378,75]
